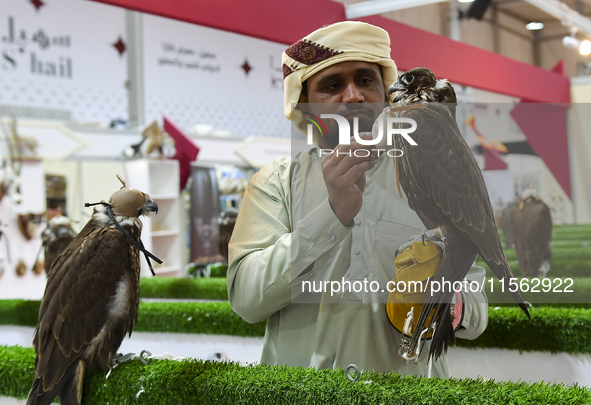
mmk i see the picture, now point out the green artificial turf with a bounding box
[482,258,591,279]
[2,345,590,405]
[139,277,228,300]
[455,306,591,354]
[2,300,591,355]
[0,300,266,338]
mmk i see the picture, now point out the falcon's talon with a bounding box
[111,352,136,367]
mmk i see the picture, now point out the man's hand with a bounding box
[322,133,376,226]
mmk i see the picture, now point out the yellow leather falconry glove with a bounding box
[386,239,442,339]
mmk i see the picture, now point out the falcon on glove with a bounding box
[385,67,530,363]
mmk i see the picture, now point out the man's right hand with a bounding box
[321,133,376,226]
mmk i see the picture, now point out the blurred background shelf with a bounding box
[125,159,182,277]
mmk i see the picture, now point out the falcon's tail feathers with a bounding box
[26,377,63,405]
[26,360,84,405]
[487,260,531,319]
[429,303,455,361]
[407,244,476,362]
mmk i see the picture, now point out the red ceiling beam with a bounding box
[89,0,570,103]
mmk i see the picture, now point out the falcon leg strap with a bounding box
[401,321,437,365]
[85,201,163,276]
[394,227,446,258]
[398,307,415,359]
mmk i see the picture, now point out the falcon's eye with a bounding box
[404,74,415,83]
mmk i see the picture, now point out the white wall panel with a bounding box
[0,0,128,125]
[142,14,289,138]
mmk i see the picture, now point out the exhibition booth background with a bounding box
[2,0,591,402]
[1,0,588,294]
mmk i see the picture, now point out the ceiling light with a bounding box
[563,35,581,49]
[458,0,475,3]
[526,22,544,30]
[581,40,591,56]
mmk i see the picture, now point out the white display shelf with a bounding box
[151,194,178,200]
[152,230,179,237]
[153,266,181,276]
[124,159,183,278]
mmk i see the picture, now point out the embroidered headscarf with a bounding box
[282,21,398,133]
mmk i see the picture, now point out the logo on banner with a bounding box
[1,16,72,78]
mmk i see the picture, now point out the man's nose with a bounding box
[342,82,364,103]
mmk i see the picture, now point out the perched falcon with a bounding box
[387,67,529,362]
[511,188,552,277]
[26,181,158,405]
[218,208,239,263]
[41,215,77,276]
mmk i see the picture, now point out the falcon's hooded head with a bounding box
[88,177,159,232]
[108,187,158,218]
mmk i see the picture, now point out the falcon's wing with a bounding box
[399,103,504,265]
[34,220,139,393]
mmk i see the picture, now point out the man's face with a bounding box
[299,61,386,143]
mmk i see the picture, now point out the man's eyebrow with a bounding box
[316,73,342,88]
[315,68,381,88]
[355,68,381,78]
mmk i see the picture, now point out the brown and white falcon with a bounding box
[387,67,529,362]
[511,188,552,277]
[41,215,77,276]
[26,180,158,405]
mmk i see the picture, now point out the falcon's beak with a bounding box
[143,200,159,214]
[388,82,407,103]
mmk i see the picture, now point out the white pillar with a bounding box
[449,0,462,41]
[125,10,145,128]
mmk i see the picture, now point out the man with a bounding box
[227,21,488,378]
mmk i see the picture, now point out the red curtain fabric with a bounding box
[510,103,571,198]
[90,0,570,104]
[164,116,200,191]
